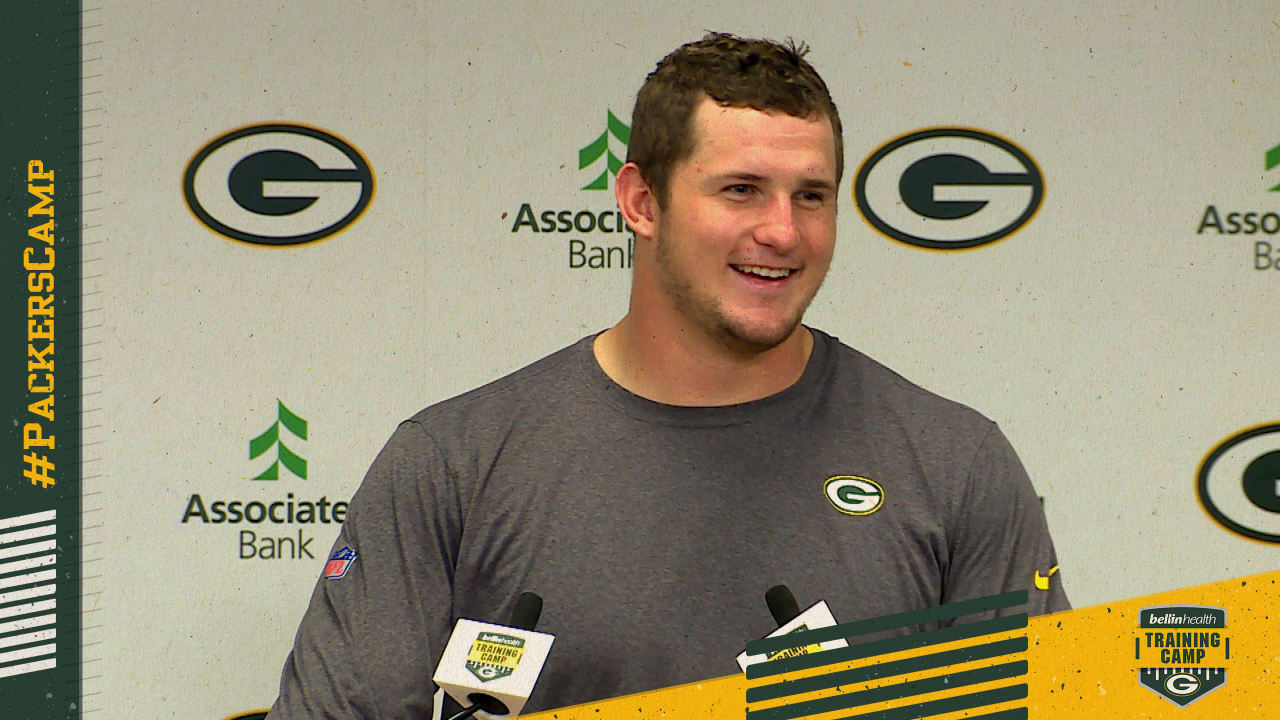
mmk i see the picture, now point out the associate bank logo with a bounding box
[1195,143,1280,269]
[579,110,630,190]
[250,400,308,480]
[506,109,634,270]
[180,400,347,560]
[854,128,1043,250]
[1135,605,1229,707]
[1267,142,1280,193]
[183,123,374,246]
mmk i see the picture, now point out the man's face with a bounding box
[647,98,839,353]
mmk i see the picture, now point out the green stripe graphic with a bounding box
[830,688,1029,720]
[747,590,1027,658]
[946,710,1027,720]
[745,661,1027,720]
[746,613,1028,680]
[0,2,82,719]
[747,636,1028,703]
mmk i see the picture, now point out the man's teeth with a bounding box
[734,265,790,279]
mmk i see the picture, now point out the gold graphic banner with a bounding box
[526,569,1278,719]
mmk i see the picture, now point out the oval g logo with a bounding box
[1164,673,1200,696]
[854,128,1043,250]
[1198,423,1280,543]
[183,123,374,246]
[824,476,884,516]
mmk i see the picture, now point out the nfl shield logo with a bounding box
[324,546,358,579]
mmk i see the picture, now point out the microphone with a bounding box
[765,584,801,625]
[736,584,849,671]
[508,592,542,631]
[433,592,555,719]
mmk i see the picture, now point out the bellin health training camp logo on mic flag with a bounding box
[434,593,554,719]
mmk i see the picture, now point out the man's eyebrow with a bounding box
[710,172,767,183]
[710,172,837,191]
[798,178,837,192]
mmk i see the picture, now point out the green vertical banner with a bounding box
[1,1,82,719]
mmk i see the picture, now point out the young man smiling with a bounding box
[595,95,838,405]
[270,33,1068,720]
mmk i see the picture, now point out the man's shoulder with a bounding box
[405,334,598,432]
[817,329,997,439]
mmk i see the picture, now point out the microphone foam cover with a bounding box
[765,585,801,625]
[510,591,543,631]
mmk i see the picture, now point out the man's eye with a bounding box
[726,184,753,195]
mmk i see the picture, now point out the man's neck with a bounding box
[592,316,814,407]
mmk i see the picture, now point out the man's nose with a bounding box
[753,194,799,250]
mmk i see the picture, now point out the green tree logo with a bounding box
[1267,143,1280,192]
[579,110,630,190]
[249,400,308,481]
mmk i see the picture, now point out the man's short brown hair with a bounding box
[627,32,844,208]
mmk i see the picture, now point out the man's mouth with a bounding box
[732,264,792,279]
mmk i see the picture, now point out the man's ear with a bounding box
[615,162,657,241]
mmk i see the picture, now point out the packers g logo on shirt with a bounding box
[824,476,884,516]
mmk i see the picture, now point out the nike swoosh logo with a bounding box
[1034,565,1060,591]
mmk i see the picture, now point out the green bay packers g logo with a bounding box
[1197,422,1280,543]
[854,128,1043,250]
[183,123,374,246]
[824,476,884,516]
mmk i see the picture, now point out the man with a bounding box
[269,32,1067,719]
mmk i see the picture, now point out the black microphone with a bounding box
[765,584,801,625]
[509,592,542,631]
[737,584,847,671]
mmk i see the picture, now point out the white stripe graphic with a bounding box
[0,512,58,678]
[0,628,55,649]
[0,658,56,678]
[0,600,56,620]
[0,509,57,671]
[0,585,55,605]
[0,525,56,545]
[0,554,55,576]
[0,510,55,531]
[0,539,57,560]
[0,570,56,590]
[0,614,55,635]
[0,642,56,664]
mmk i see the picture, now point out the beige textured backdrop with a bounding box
[90,1,1278,717]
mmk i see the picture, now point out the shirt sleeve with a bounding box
[941,422,1070,618]
[267,420,464,720]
